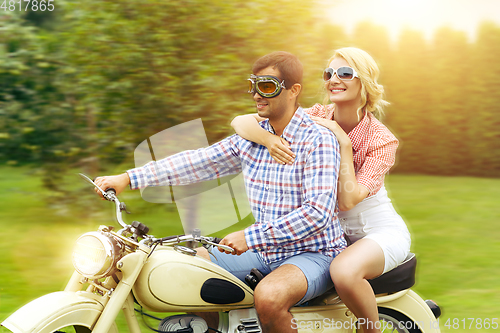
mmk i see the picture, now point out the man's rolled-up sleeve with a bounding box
[128,135,243,189]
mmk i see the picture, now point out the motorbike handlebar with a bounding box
[150,235,234,253]
[200,236,233,253]
[108,194,127,228]
[79,173,235,253]
[211,237,223,244]
[79,173,128,228]
[105,188,116,196]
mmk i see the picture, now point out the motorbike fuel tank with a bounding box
[133,247,254,312]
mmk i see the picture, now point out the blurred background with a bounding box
[0,0,499,332]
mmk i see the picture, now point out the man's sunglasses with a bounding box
[248,74,286,98]
[323,67,359,81]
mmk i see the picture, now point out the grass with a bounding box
[385,175,500,329]
[0,166,499,332]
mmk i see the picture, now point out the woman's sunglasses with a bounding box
[248,74,286,98]
[323,67,359,81]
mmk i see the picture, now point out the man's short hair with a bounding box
[252,51,303,90]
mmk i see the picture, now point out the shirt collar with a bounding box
[348,110,370,152]
[263,107,305,143]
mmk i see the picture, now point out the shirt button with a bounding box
[265,186,270,191]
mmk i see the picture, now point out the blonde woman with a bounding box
[231,47,410,333]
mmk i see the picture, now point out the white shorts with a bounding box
[338,186,411,274]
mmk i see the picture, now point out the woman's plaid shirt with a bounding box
[128,108,347,264]
[307,104,399,196]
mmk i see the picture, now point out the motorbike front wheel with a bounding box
[52,322,119,333]
[54,326,90,333]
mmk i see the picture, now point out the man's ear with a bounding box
[290,83,302,99]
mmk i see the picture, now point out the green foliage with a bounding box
[0,11,78,190]
[349,23,500,177]
[0,0,325,190]
[0,1,499,187]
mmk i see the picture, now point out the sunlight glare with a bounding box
[324,0,500,42]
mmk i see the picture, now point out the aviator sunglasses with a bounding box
[323,66,359,81]
[248,74,286,98]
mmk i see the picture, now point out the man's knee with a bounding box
[254,286,289,326]
[254,282,285,312]
[254,266,307,314]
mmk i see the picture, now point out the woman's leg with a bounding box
[330,238,385,333]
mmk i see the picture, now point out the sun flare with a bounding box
[324,0,500,42]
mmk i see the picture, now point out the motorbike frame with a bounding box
[1,178,441,333]
[2,270,440,333]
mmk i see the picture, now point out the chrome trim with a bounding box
[174,245,197,256]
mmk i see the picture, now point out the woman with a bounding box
[231,47,411,333]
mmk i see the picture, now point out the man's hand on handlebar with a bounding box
[94,173,131,199]
[219,230,249,256]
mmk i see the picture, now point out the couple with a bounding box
[95,48,411,333]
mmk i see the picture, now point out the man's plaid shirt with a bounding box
[128,108,346,264]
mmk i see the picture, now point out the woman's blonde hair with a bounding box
[325,47,389,120]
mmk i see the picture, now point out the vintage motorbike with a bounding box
[2,174,441,333]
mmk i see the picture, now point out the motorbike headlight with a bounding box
[72,231,123,279]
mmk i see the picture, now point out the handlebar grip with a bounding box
[218,244,234,253]
[105,188,116,195]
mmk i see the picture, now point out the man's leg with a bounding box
[253,264,307,333]
[254,252,333,333]
[194,247,271,331]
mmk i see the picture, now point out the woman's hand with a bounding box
[263,135,295,165]
[231,113,295,164]
[310,116,352,148]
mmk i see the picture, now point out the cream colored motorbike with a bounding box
[1,174,441,333]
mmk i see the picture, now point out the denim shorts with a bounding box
[209,249,333,305]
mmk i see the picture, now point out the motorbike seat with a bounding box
[367,252,416,294]
[308,252,417,306]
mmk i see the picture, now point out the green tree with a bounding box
[2,3,500,183]
[55,0,321,161]
[428,27,472,175]
[1,0,325,195]
[0,12,78,189]
[470,22,500,177]
[384,28,431,174]
[350,21,392,72]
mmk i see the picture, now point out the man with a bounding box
[95,51,346,333]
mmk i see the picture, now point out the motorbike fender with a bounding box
[1,291,116,333]
[378,289,441,333]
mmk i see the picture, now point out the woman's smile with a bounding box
[329,87,347,94]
